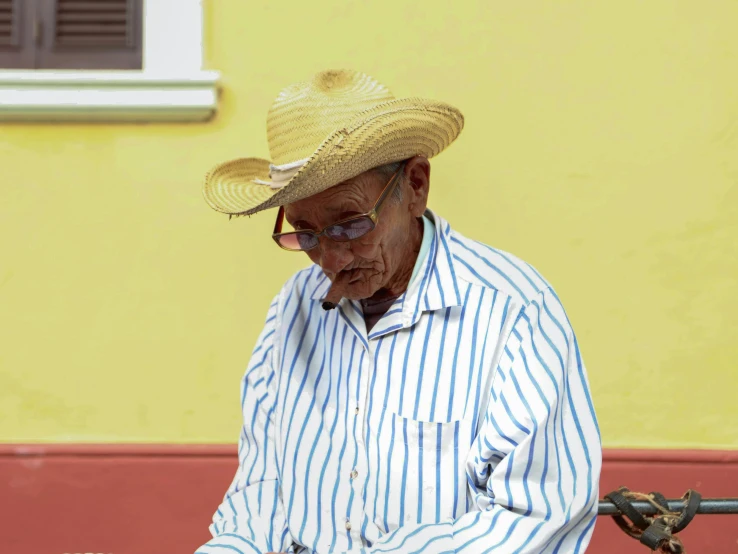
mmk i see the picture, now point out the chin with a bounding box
[343,281,380,301]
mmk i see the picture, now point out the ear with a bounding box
[403,155,430,218]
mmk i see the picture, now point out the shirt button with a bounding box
[354,406,360,415]
[345,519,352,530]
[350,468,358,480]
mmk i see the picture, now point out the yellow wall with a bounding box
[1,0,737,448]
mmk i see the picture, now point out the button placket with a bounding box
[345,341,371,542]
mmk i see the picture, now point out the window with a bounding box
[0,0,144,70]
[0,0,219,122]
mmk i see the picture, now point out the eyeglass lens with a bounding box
[324,217,375,241]
[276,233,318,251]
[277,216,376,251]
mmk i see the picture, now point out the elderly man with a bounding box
[198,70,601,554]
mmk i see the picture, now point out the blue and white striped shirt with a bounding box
[197,211,601,554]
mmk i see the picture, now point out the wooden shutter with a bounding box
[37,0,143,70]
[0,0,35,69]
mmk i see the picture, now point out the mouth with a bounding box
[326,265,372,287]
[341,268,364,284]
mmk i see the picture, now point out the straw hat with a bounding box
[203,69,464,217]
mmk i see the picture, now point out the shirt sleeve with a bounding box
[195,296,295,554]
[366,287,602,554]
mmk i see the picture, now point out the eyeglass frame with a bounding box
[271,162,407,252]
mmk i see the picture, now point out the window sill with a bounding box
[0,70,220,122]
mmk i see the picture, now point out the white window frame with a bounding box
[0,0,220,122]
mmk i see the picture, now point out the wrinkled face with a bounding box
[283,163,425,301]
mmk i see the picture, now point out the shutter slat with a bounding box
[55,36,128,46]
[56,2,128,13]
[54,0,133,48]
[58,24,128,33]
[58,13,127,22]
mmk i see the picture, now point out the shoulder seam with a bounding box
[448,231,549,304]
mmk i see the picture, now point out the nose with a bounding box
[318,238,353,276]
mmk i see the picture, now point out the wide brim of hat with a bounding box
[203,97,464,217]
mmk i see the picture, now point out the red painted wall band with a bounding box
[1,445,737,554]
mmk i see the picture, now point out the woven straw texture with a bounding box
[203,70,464,216]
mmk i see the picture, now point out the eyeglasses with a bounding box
[272,163,406,252]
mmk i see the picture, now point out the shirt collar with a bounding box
[397,209,463,322]
[408,214,434,285]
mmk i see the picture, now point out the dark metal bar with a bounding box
[598,498,738,516]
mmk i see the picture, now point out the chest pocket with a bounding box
[370,412,469,530]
